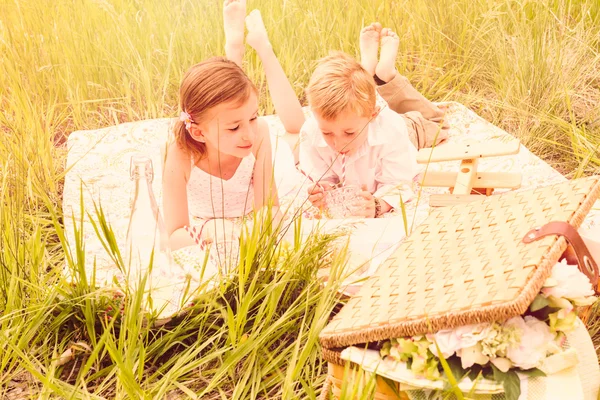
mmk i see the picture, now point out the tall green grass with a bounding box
[1,0,600,398]
[1,197,353,398]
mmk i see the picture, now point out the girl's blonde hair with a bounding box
[175,57,258,161]
[306,52,376,120]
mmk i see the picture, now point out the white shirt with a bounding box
[298,106,418,210]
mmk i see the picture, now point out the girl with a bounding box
[163,2,304,250]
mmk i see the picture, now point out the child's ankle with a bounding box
[226,42,244,52]
[253,41,273,58]
[374,69,397,86]
[225,43,244,62]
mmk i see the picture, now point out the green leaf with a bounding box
[529,305,561,322]
[502,371,521,400]
[519,368,546,378]
[467,364,483,380]
[491,365,521,400]
[529,295,550,312]
[482,366,495,380]
[491,364,504,382]
[446,356,468,380]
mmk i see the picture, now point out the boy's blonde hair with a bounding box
[306,52,376,120]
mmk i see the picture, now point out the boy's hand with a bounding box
[307,182,333,208]
[351,185,377,218]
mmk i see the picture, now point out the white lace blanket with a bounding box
[62,103,600,318]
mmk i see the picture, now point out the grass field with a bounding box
[1,0,600,398]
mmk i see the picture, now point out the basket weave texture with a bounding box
[320,177,600,350]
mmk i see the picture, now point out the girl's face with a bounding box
[192,92,259,159]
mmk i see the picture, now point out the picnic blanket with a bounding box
[62,102,600,318]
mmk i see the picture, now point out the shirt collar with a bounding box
[314,132,328,147]
[366,110,392,146]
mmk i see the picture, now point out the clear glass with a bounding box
[125,155,172,282]
[324,185,364,219]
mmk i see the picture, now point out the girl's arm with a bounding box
[163,143,198,251]
[253,118,280,211]
[164,143,243,249]
[258,48,305,134]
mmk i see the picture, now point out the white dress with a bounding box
[187,155,255,220]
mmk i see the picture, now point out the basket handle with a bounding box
[523,221,599,293]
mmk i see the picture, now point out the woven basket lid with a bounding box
[320,177,600,350]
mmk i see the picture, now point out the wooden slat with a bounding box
[428,194,488,207]
[417,139,520,163]
[419,171,522,189]
[451,159,478,195]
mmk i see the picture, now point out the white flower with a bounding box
[542,260,595,301]
[571,296,598,307]
[505,316,555,370]
[427,323,492,359]
[427,329,461,358]
[457,342,489,368]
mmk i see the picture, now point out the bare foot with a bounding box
[245,9,272,56]
[223,0,246,66]
[375,28,399,83]
[359,22,381,76]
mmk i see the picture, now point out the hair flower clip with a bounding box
[179,110,194,130]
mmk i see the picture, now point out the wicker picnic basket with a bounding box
[319,176,600,400]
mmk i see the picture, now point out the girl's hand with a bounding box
[351,185,376,218]
[307,182,333,208]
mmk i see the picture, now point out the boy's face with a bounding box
[314,107,378,155]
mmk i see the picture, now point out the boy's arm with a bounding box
[373,126,419,211]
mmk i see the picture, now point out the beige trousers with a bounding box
[377,74,449,150]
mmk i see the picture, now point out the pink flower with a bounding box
[179,110,195,130]
[505,316,555,370]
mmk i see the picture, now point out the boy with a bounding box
[300,24,448,218]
